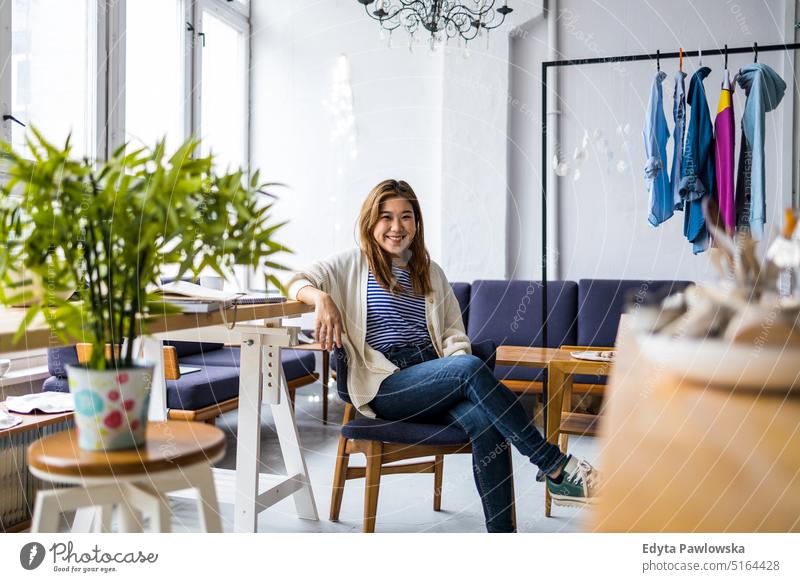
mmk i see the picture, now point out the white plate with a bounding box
[637,333,800,391]
[0,411,23,430]
[5,392,75,414]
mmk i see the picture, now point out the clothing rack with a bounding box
[539,41,800,348]
[537,41,800,425]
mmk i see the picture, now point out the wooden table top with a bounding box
[494,346,564,368]
[589,317,800,532]
[1,410,73,437]
[0,301,312,354]
[27,420,226,479]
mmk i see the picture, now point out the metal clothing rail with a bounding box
[536,41,800,428]
[539,41,800,349]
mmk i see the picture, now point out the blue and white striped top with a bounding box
[365,265,431,352]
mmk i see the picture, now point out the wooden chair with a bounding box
[329,342,516,533]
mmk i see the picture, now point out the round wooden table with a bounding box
[28,421,226,533]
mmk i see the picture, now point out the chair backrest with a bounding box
[162,341,225,358]
[449,282,471,328]
[466,280,578,348]
[332,347,352,404]
[577,279,693,347]
[47,346,80,378]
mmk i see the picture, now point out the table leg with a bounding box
[118,502,143,533]
[272,368,319,520]
[135,335,167,422]
[32,490,63,533]
[189,464,223,533]
[71,507,97,532]
[544,365,568,518]
[234,331,264,533]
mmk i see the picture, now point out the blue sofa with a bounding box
[330,278,691,400]
[452,279,692,393]
[43,341,318,423]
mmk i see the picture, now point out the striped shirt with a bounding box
[365,265,431,352]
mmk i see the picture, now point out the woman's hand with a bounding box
[313,293,344,351]
[296,285,344,351]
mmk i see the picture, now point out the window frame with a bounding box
[0,0,254,356]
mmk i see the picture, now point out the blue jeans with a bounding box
[372,346,566,533]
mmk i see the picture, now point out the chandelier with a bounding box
[356,1,513,45]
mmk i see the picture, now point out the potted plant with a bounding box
[0,129,290,450]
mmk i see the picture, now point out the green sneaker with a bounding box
[546,456,599,507]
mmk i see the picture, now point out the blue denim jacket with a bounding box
[679,66,714,254]
[735,63,786,240]
[642,70,672,226]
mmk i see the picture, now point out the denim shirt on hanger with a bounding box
[642,70,672,226]
[670,70,687,211]
[679,66,714,254]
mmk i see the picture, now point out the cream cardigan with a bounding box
[287,248,471,418]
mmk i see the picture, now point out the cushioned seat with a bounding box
[178,346,316,380]
[166,365,240,411]
[341,417,469,446]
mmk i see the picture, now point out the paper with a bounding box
[155,280,239,302]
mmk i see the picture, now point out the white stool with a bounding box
[28,421,225,533]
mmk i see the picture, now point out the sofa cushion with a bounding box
[166,365,240,411]
[467,280,578,381]
[450,282,471,328]
[178,347,316,381]
[577,279,692,347]
[47,346,80,378]
[342,417,470,446]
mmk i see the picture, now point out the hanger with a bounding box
[679,48,683,72]
[656,49,660,71]
[698,48,703,67]
[753,42,758,62]
[724,44,728,69]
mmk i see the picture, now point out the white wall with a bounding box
[250,0,444,280]
[251,0,796,286]
[504,0,795,282]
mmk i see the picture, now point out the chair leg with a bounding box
[322,350,330,425]
[559,433,570,452]
[545,486,552,517]
[363,441,383,533]
[433,455,444,511]
[329,435,350,522]
[509,449,517,532]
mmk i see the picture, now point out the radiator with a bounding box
[1,418,74,531]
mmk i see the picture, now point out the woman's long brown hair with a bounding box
[358,179,432,296]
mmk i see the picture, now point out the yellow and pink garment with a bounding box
[714,71,735,232]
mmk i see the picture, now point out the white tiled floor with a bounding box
[163,382,598,533]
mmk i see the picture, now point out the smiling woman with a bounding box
[288,178,599,533]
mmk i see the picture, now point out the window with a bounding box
[9,0,97,158]
[199,2,248,171]
[124,0,186,151]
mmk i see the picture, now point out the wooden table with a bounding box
[589,317,800,532]
[1,301,319,533]
[496,344,613,516]
[28,421,225,532]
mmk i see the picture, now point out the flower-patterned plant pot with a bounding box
[66,364,153,451]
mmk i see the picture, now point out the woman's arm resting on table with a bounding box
[295,285,343,351]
